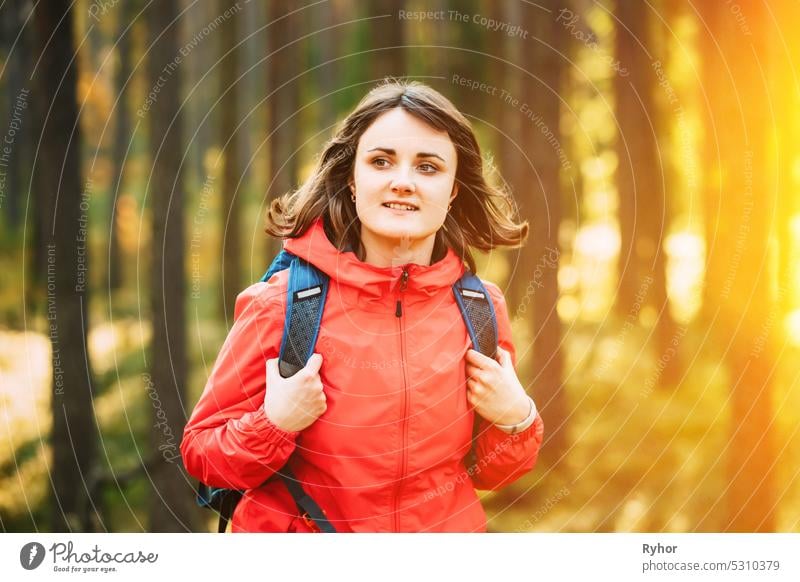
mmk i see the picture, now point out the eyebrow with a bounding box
[367,147,447,163]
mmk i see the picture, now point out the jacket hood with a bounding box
[283,217,466,299]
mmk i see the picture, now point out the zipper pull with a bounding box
[396,269,408,316]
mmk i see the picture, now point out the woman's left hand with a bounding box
[465,346,531,426]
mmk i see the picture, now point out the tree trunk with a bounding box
[146,0,196,532]
[310,1,339,134]
[2,0,32,233]
[368,0,405,82]
[34,0,100,532]
[614,0,681,388]
[266,0,300,259]
[521,0,568,460]
[219,0,242,321]
[108,1,134,292]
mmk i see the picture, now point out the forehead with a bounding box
[358,108,456,158]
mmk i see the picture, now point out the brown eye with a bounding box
[372,158,389,168]
[419,163,438,173]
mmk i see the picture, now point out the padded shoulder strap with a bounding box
[452,272,498,358]
[279,255,330,378]
[260,249,295,283]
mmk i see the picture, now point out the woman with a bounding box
[181,80,544,532]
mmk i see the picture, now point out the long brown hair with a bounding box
[265,79,528,273]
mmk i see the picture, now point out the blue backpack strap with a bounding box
[277,257,336,531]
[452,271,500,473]
[278,255,329,378]
[195,482,243,533]
[261,249,294,283]
[452,271,498,358]
[198,250,335,532]
[279,467,336,533]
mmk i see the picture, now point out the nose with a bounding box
[390,166,416,193]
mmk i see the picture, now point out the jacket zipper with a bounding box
[393,267,409,532]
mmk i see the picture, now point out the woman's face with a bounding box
[349,107,458,261]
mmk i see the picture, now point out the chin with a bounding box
[363,217,435,243]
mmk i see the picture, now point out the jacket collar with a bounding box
[283,217,466,298]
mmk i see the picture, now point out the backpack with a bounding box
[196,249,499,532]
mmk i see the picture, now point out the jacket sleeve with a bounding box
[180,279,299,490]
[469,282,545,491]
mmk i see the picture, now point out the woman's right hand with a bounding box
[263,353,327,432]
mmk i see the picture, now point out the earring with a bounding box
[351,193,356,203]
[447,204,452,211]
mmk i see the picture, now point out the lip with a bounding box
[382,200,420,211]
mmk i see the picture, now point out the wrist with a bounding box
[497,396,532,426]
[264,406,294,433]
[493,396,536,434]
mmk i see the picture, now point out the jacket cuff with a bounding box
[231,407,300,442]
[484,412,543,442]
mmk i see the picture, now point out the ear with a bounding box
[348,178,355,194]
[449,182,459,203]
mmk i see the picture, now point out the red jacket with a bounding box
[181,218,544,532]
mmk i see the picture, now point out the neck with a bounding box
[360,228,437,268]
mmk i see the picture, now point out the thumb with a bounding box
[304,352,323,374]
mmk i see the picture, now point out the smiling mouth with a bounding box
[382,202,419,212]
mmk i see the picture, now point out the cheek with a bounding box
[353,170,387,206]
[353,163,385,187]
[425,177,456,214]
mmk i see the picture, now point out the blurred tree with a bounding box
[108,0,137,292]
[368,0,406,82]
[266,0,301,259]
[309,1,340,134]
[404,0,443,79]
[185,1,220,188]
[699,0,778,532]
[1,0,33,234]
[219,0,242,321]
[145,0,196,532]
[33,0,100,532]
[449,0,486,119]
[614,0,681,386]
[503,1,568,459]
[496,0,524,285]
[524,0,567,461]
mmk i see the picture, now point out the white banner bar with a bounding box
[1,533,798,581]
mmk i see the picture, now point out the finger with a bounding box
[466,367,486,384]
[466,378,484,395]
[304,352,324,374]
[266,357,279,377]
[495,346,512,367]
[465,363,480,377]
[466,348,495,369]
